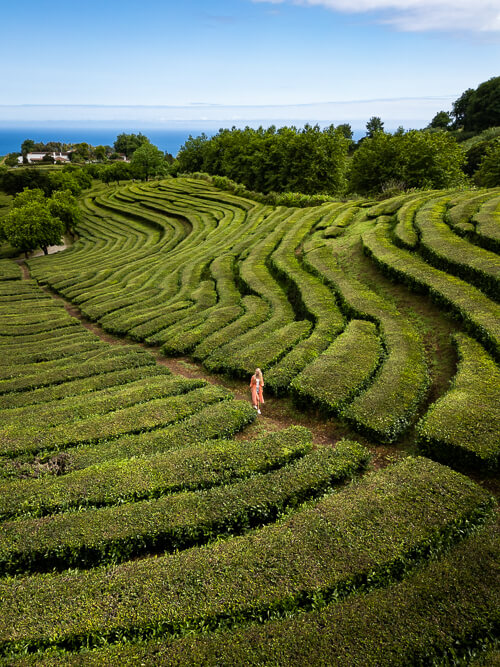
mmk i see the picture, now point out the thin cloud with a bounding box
[252,0,500,33]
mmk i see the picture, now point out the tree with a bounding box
[349,131,401,194]
[48,190,81,236]
[130,143,166,180]
[451,88,475,129]
[94,145,107,162]
[366,116,384,138]
[12,188,45,209]
[113,132,150,158]
[21,139,35,156]
[349,129,465,194]
[0,202,64,256]
[4,153,20,167]
[474,138,500,187]
[429,111,452,129]
[337,123,353,140]
[465,76,500,132]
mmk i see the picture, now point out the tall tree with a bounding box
[475,138,500,187]
[465,76,500,132]
[429,111,452,129]
[48,190,81,236]
[0,202,64,256]
[113,133,150,158]
[366,116,384,138]
[21,139,35,155]
[349,129,465,194]
[130,143,166,180]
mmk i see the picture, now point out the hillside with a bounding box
[0,178,498,664]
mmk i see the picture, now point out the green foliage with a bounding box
[176,124,350,195]
[361,217,500,361]
[475,138,500,187]
[291,319,382,414]
[3,153,19,167]
[0,441,370,575]
[349,129,466,195]
[0,201,64,256]
[47,189,81,235]
[429,110,452,129]
[365,115,384,137]
[0,457,493,653]
[11,187,45,208]
[0,165,91,196]
[130,142,166,180]
[0,260,22,280]
[0,427,313,521]
[113,132,150,157]
[464,76,500,132]
[51,525,499,667]
[417,334,500,471]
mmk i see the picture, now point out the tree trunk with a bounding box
[42,246,48,255]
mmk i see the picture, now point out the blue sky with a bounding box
[0,0,499,129]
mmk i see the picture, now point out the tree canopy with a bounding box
[0,201,64,256]
[474,138,500,187]
[451,78,500,132]
[113,133,150,158]
[130,143,166,180]
[365,116,384,138]
[349,129,465,194]
[176,124,350,195]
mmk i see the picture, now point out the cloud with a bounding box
[252,0,500,33]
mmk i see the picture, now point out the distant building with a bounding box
[17,152,72,165]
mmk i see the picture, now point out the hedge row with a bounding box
[265,207,345,394]
[322,204,360,238]
[473,193,500,254]
[0,347,156,395]
[0,279,40,295]
[417,333,500,471]
[361,217,500,361]
[39,524,499,667]
[392,193,431,249]
[0,384,230,458]
[1,337,105,365]
[0,457,493,653]
[61,399,257,472]
[144,280,218,347]
[0,316,79,337]
[0,426,313,520]
[304,239,429,442]
[0,375,205,434]
[200,209,300,376]
[0,261,21,281]
[0,365,169,410]
[414,196,500,301]
[0,343,117,379]
[291,319,382,414]
[161,254,243,355]
[0,440,370,575]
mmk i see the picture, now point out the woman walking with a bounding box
[250,368,264,414]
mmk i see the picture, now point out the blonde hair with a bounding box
[255,368,263,382]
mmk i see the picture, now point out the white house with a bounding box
[17,152,72,165]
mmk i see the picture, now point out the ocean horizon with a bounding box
[0,124,367,158]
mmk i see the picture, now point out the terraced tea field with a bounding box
[0,179,499,664]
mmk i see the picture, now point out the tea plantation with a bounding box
[0,178,498,664]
